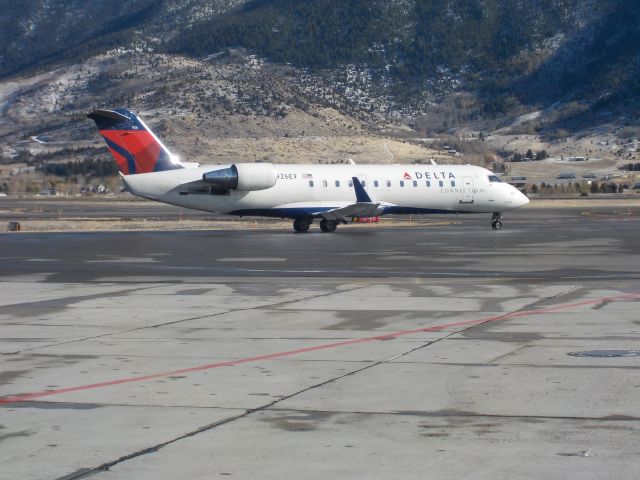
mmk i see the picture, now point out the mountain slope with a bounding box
[175,0,584,73]
[171,0,640,120]
[517,0,640,106]
[0,0,247,77]
[0,0,638,131]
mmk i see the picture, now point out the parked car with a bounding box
[510,176,527,181]
[581,173,598,179]
[557,173,576,179]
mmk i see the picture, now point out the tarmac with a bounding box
[1,204,639,479]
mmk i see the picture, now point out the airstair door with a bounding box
[460,177,474,204]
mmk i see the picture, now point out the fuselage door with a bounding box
[460,176,474,204]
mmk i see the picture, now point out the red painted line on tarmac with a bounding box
[1,292,639,405]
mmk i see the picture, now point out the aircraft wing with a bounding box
[314,177,383,220]
[317,202,382,221]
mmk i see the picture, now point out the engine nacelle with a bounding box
[202,163,278,191]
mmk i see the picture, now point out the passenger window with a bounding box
[322,180,328,187]
[451,180,455,187]
[335,180,340,187]
[439,180,443,187]
[361,180,366,187]
[374,180,379,187]
[309,180,314,187]
[386,180,391,187]
[348,180,353,188]
[426,180,431,187]
[413,180,417,187]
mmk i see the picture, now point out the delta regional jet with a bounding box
[88,109,529,232]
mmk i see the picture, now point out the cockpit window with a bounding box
[488,175,503,183]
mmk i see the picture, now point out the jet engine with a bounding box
[202,163,278,191]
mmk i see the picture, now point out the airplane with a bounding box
[88,108,529,232]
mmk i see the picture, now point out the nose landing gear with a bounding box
[491,212,503,230]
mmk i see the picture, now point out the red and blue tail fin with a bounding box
[88,108,183,175]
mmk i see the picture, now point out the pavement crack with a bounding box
[9,284,370,355]
[51,287,533,479]
[52,411,250,480]
[52,358,387,479]
[486,345,526,364]
[38,286,635,479]
[131,283,370,329]
[263,408,640,422]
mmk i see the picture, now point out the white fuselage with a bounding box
[122,163,529,218]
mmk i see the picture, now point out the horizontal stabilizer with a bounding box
[87,109,130,125]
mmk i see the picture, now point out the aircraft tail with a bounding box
[88,108,183,175]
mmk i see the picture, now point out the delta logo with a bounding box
[403,172,412,180]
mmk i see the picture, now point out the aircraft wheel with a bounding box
[320,219,337,233]
[293,218,311,233]
[491,220,502,230]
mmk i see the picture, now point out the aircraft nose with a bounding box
[514,189,529,207]
[505,185,529,208]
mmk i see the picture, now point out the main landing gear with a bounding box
[293,218,311,233]
[292,218,339,233]
[491,212,503,230]
[320,219,337,233]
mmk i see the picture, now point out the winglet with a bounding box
[352,177,372,203]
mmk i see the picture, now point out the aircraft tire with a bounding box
[293,218,311,233]
[320,219,337,233]
[491,220,503,230]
